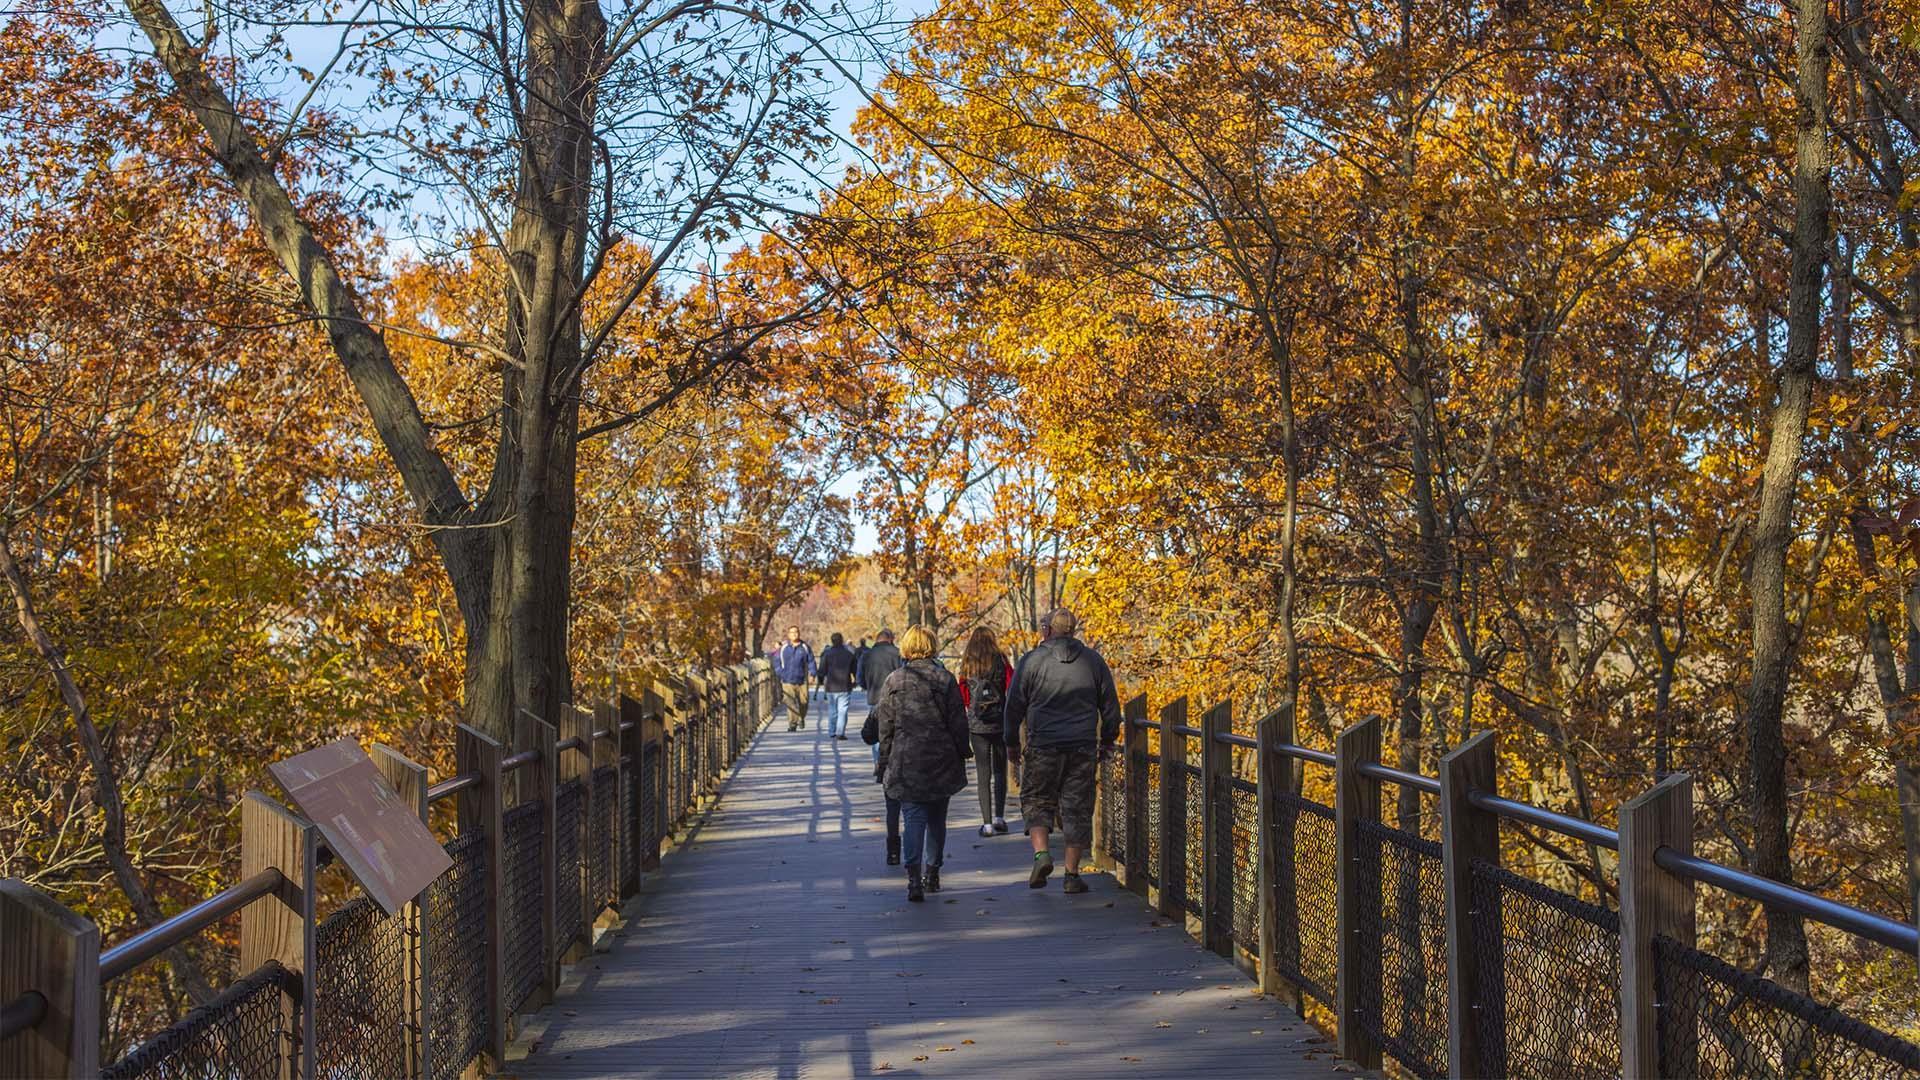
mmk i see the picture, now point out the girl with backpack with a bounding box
[958,626,1014,838]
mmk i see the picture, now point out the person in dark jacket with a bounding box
[851,637,871,684]
[957,626,1013,838]
[859,629,906,863]
[769,625,817,731]
[1004,608,1121,893]
[817,633,857,741]
[872,625,970,901]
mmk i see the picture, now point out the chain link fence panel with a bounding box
[590,764,617,913]
[101,961,293,1080]
[1354,818,1449,1079]
[426,832,488,1080]
[313,896,407,1079]
[555,778,585,950]
[502,798,545,1014]
[1468,859,1620,1079]
[1653,934,1920,1078]
[1269,791,1336,1003]
[1230,779,1259,957]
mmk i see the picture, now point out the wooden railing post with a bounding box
[1619,772,1695,1080]
[1157,697,1187,920]
[1440,730,1501,1080]
[454,724,505,1070]
[1123,694,1149,898]
[558,706,592,962]
[0,880,99,1080]
[372,745,430,1079]
[1257,703,1304,1010]
[619,695,645,898]
[1200,700,1232,958]
[1334,717,1383,1070]
[240,790,319,1080]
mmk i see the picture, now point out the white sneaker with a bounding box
[978,823,995,838]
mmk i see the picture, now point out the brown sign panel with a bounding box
[269,738,452,916]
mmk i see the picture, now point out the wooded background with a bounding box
[1,0,1916,1049]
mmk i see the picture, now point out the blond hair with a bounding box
[899,624,937,661]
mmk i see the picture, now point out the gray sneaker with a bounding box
[1028,851,1054,889]
[1062,872,1088,895]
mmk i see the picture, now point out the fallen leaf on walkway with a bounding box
[818,998,839,1005]
[1250,1030,1263,1035]
[962,1040,975,1045]
[876,1064,892,1071]
[937,1046,956,1052]
[913,1055,929,1062]
[1121,1056,1142,1063]
[1154,1021,1171,1029]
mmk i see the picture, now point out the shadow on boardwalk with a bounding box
[509,694,1348,1079]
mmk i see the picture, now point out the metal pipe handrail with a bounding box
[427,772,480,804]
[555,736,586,754]
[1167,724,1203,737]
[591,728,614,742]
[0,990,46,1042]
[1356,761,1442,795]
[99,869,287,982]
[1468,789,1620,851]
[1215,731,1259,749]
[1654,847,1920,956]
[502,749,540,773]
[1273,742,1336,767]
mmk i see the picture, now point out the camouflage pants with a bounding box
[1020,744,1098,848]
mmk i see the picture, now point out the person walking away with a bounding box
[958,627,1013,837]
[872,625,970,901]
[1004,608,1121,894]
[818,633,857,740]
[852,637,871,687]
[770,625,817,731]
[860,629,906,863]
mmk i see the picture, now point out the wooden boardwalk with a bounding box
[510,694,1350,1079]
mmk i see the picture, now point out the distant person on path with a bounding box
[852,637,871,684]
[817,632,857,740]
[770,625,817,732]
[958,626,1014,838]
[860,629,906,863]
[871,625,970,902]
[1005,608,1121,894]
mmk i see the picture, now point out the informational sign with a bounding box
[269,738,452,916]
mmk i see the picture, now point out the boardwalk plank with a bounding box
[511,694,1347,1079]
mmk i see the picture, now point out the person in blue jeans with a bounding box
[870,625,970,901]
[816,633,858,740]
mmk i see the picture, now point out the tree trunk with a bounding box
[1743,0,1828,994]
[128,0,604,750]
